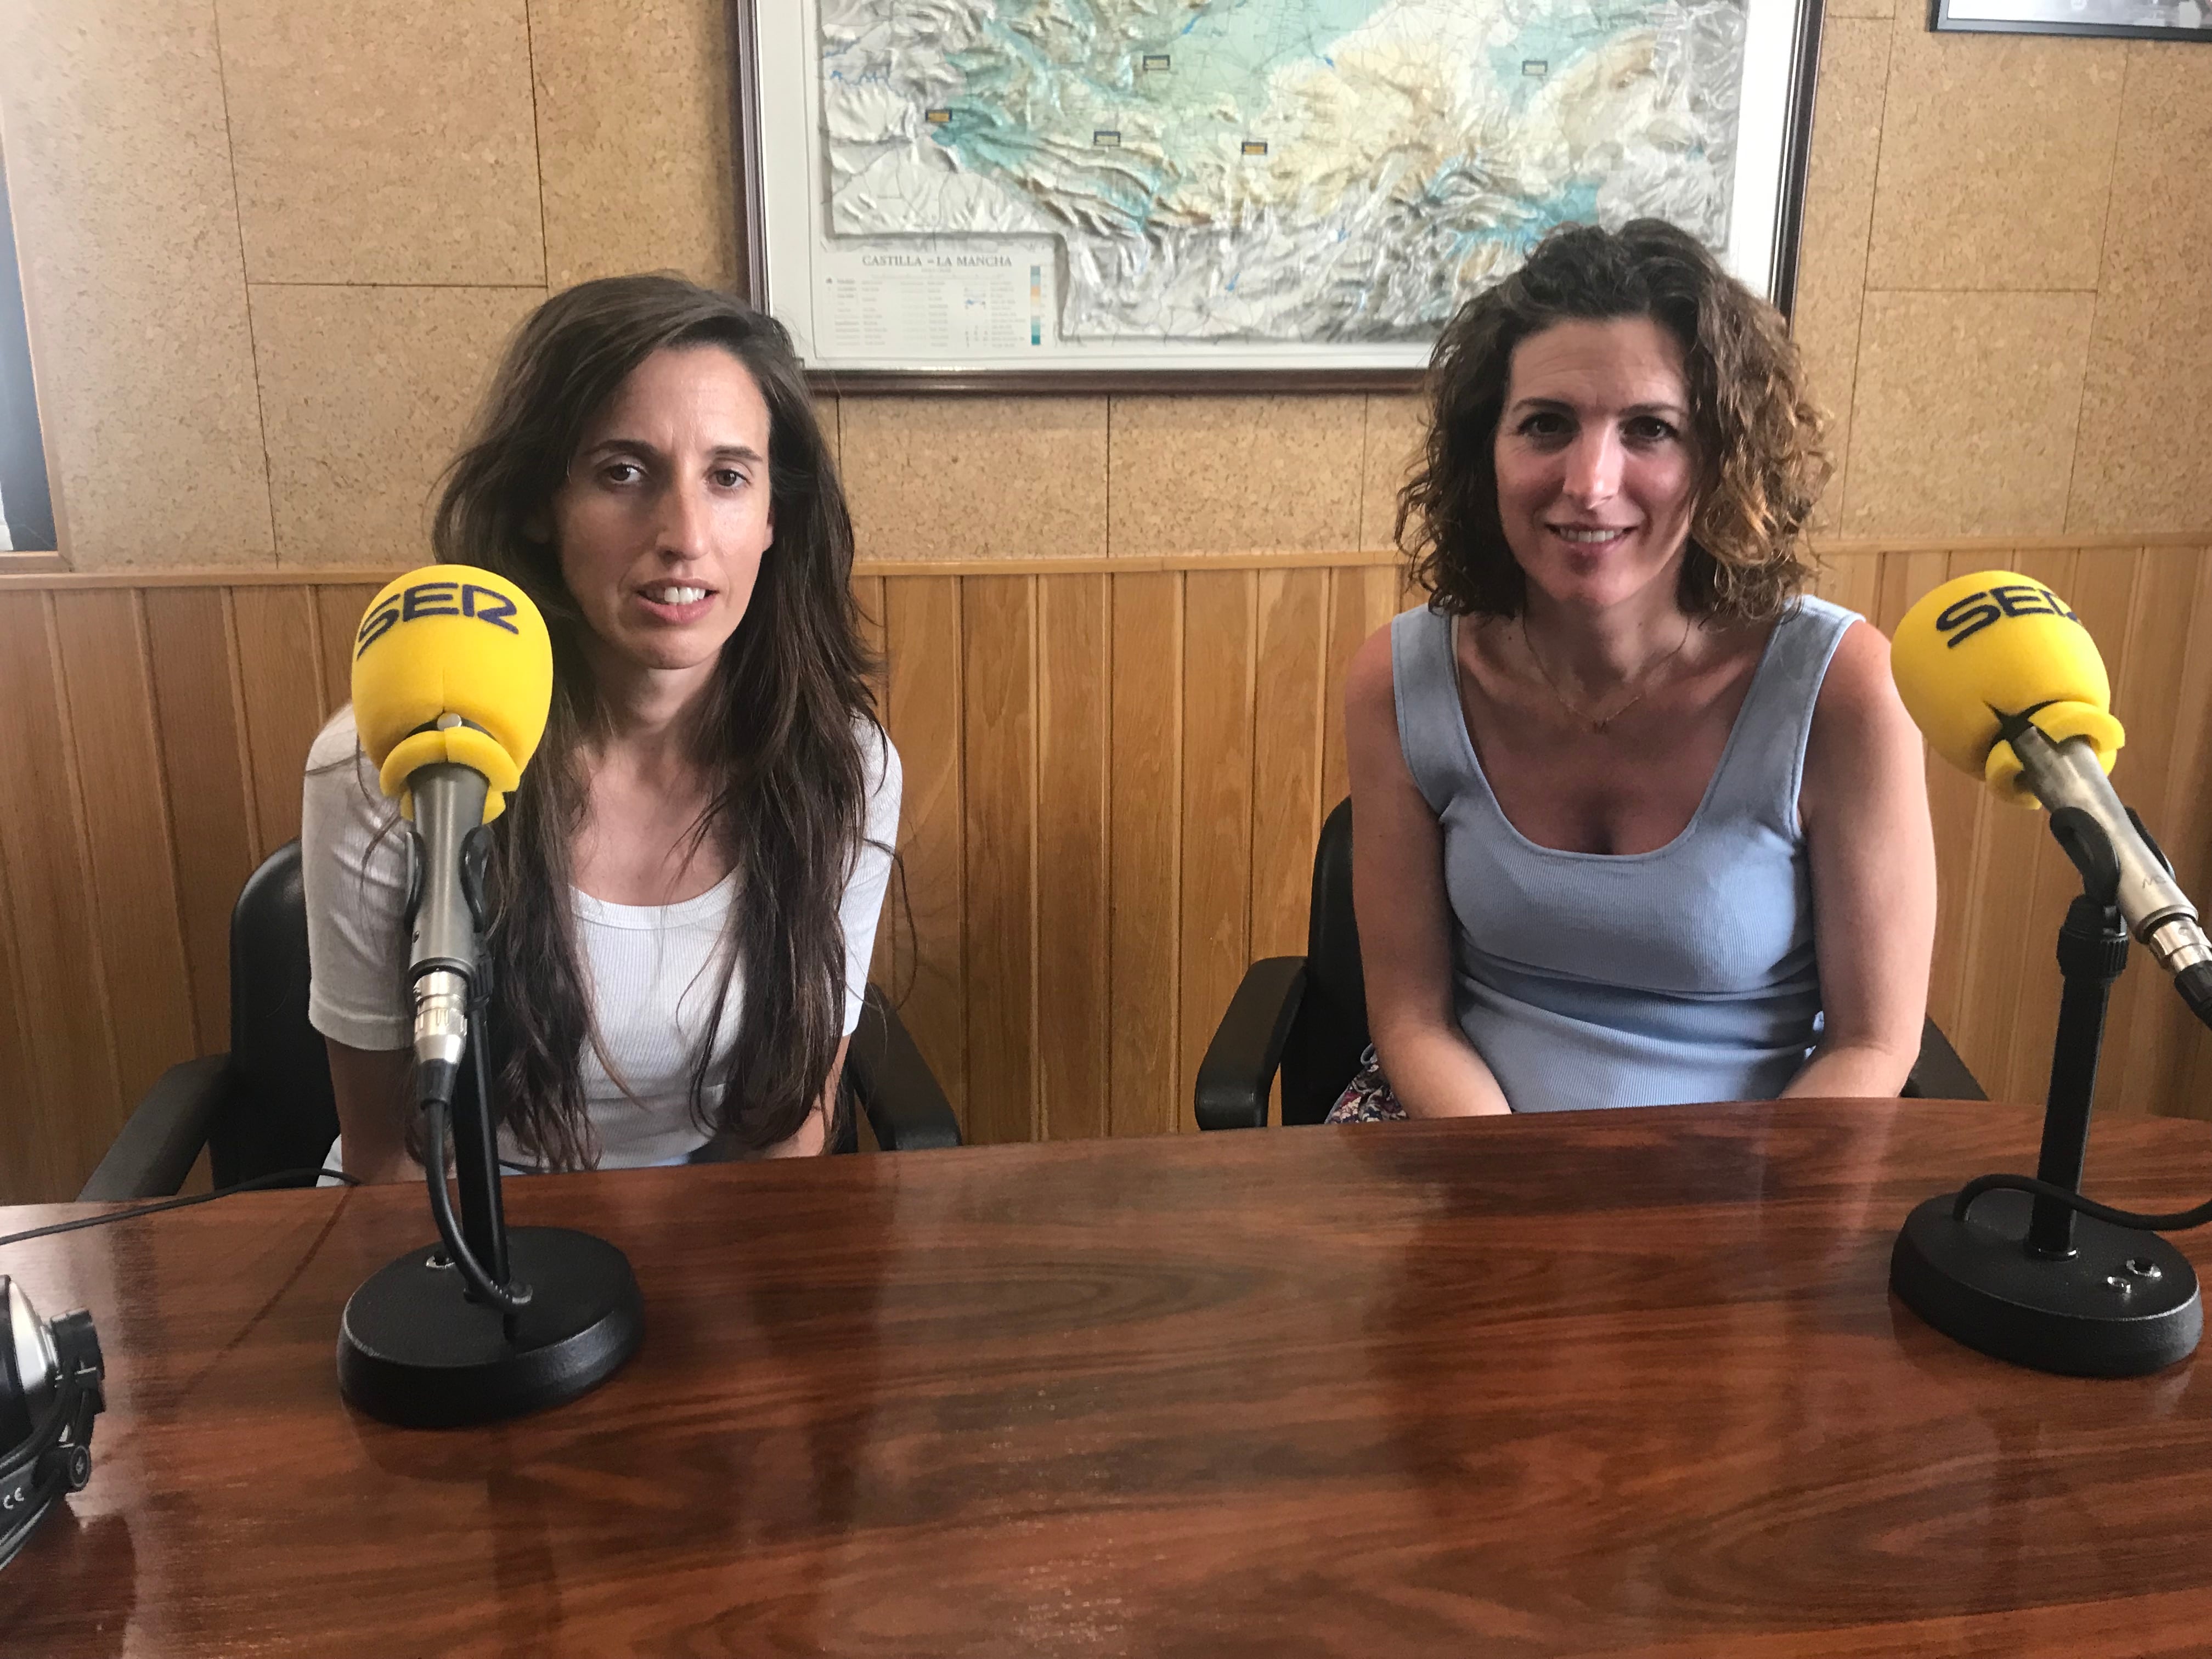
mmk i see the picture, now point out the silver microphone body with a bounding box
[2008,723,2212,978]
[408,760,490,1076]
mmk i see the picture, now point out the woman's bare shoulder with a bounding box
[1812,616,1909,729]
[1803,617,1923,819]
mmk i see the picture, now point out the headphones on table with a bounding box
[0,1277,104,1571]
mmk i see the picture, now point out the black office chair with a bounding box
[81,841,961,1200]
[1195,798,1985,1130]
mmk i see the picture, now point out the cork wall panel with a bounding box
[1358,394,1427,554]
[1791,18,1892,529]
[1841,291,2094,537]
[2067,47,2212,536]
[840,397,1109,562]
[217,0,544,286]
[250,284,545,567]
[1109,395,1365,557]
[15,0,2212,579]
[529,0,738,291]
[1864,21,2125,292]
[0,0,273,569]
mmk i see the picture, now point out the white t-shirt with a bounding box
[302,706,902,1168]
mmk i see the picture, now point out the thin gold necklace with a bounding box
[1520,614,1694,734]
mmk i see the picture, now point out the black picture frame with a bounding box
[0,149,57,552]
[730,0,1829,396]
[1929,0,2212,40]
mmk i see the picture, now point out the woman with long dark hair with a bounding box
[303,275,895,1176]
[1335,220,1934,1122]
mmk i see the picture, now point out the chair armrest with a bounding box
[78,1054,232,1201]
[848,986,963,1152]
[1195,957,1308,1130]
[1904,1017,1985,1102]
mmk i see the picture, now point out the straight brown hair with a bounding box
[433,274,879,1165]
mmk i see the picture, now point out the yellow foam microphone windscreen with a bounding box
[1891,570,2124,808]
[350,565,554,822]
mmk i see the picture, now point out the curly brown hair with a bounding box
[1399,219,1831,623]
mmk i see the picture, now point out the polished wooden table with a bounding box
[7,1099,2212,1656]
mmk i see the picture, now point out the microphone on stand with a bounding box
[1891,574,2212,1019]
[1887,569,2205,1376]
[337,565,642,1427]
[351,564,551,1114]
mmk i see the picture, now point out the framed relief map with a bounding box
[1932,0,2212,40]
[0,148,58,551]
[732,0,1825,390]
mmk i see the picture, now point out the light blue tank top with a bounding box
[1390,595,1858,1113]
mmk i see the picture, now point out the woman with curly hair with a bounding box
[1333,219,1933,1122]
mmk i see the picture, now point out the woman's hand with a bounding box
[761,1036,850,1158]
[1346,624,1513,1118]
[1786,619,1937,1099]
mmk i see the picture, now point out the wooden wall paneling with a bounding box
[0,827,41,1203]
[2105,548,2212,1119]
[2161,554,2212,1122]
[960,575,1037,1144]
[14,548,2212,1198]
[1035,574,1110,1141]
[880,577,968,1127]
[1946,550,2073,1102]
[141,589,260,1054]
[851,575,891,990]
[1108,573,1182,1139]
[1397,562,1425,614]
[1876,550,1979,1042]
[1365,565,1408,634]
[313,583,383,718]
[1812,547,1882,620]
[0,596,122,1200]
[229,586,331,857]
[1318,566,1368,819]
[1249,568,1328,959]
[854,575,889,708]
[1999,553,2132,1110]
[1983,552,2108,1105]
[1176,570,1257,1134]
[50,592,198,1120]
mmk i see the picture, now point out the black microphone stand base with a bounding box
[1892,1189,2201,1377]
[337,1227,644,1429]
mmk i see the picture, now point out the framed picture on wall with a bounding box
[1932,0,2212,37]
[0,145,59,554]
[730,0,1829,391]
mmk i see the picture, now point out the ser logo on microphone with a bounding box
[355,580,521,659]
[1934,582,2079,648]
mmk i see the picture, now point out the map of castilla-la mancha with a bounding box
[819,0,1749,343]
